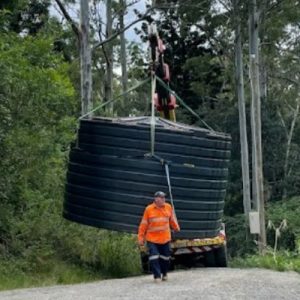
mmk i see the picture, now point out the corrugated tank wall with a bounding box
[64,117,231,239]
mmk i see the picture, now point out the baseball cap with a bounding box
[154,191,166,197]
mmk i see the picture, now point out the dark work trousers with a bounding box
[147,241,171,279]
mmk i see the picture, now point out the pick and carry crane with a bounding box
[139,23,228,271]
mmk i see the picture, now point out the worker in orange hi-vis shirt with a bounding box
[138,191,180,282]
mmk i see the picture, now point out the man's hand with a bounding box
[171,228,180,233]
[138,240,144,247]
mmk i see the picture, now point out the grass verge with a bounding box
[229,251,300,273]
[0,258,103,291]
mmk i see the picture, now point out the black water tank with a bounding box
[64,117,231,239]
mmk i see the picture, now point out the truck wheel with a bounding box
[140,253,150,274]
[214,245,228,267]
[169,259,175,271]
[204,250,216,267]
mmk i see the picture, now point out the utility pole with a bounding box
[248,0,266,254]
[80,0,92,117]
[233,0,251,220]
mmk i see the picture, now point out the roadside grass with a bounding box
[1,251,299,292]
[0,232,143,291]
[2,194,299,291]
[229,251,300,273]
[0,258,103,291]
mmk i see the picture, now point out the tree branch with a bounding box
[265,0,286,15]
[270,74,299,86]
[92,6,155,51]
[112,0,140,21]
[277,110,288,136]
[218,0,232,13]
[54,0,79,38]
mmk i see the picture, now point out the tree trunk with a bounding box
[283,98,300,197]
[258,0,268,102]
[104,0,113,112]
[233,0,251,219]
[249,0,266,254]
[119,0,128,107]
[80,0,92,117]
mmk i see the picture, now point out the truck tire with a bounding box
[214,245,228,267]
[204,250,216,267]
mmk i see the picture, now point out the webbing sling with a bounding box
[155,76,214,131]
[150,72,156,155]
[79,77,151,120]
[164,162,178,227]
[75,77,150,148]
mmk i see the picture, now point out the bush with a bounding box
[97,231,141,277]
[224,214,256,257]
[267,196,300,251]
[225,196,300,257]
[230,251,300,273]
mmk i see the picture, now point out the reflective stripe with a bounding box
[147,225,169,232]
[141,220,148,225]
[149,217,169,223]
[159,255,170,261]
[149,255,159,261]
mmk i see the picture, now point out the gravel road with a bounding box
[0,268,299,300]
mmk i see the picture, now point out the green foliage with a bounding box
[0,31,77,264]
[97,232,141,277]
[225,197,300,257]
[0,19,143,290]
[224,214,256,257]
[0,0,50,34]
[266,197,300,250]
[230,252,300,274]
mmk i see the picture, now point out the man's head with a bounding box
[154,191,166,207]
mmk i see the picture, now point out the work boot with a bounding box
[162,275,168,281]
[154,277,160,283]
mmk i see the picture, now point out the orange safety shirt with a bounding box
[138,202,180,244]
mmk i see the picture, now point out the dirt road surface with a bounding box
[0,268,299,300]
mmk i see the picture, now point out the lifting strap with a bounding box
[79,77,150,120]
[155,76,215,132]
[150,72,156,156]
[164,162,178,226]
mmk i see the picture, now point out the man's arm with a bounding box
[138,208,149,245]
[170,209,180,232]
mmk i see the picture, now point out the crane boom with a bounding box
[148,23,177,121]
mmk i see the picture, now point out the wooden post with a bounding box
[233,0,251,219]
[249,0,266,254]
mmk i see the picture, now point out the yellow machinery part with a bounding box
[159,109,176,121]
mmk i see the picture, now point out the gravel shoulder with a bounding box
[0,268,299,300]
